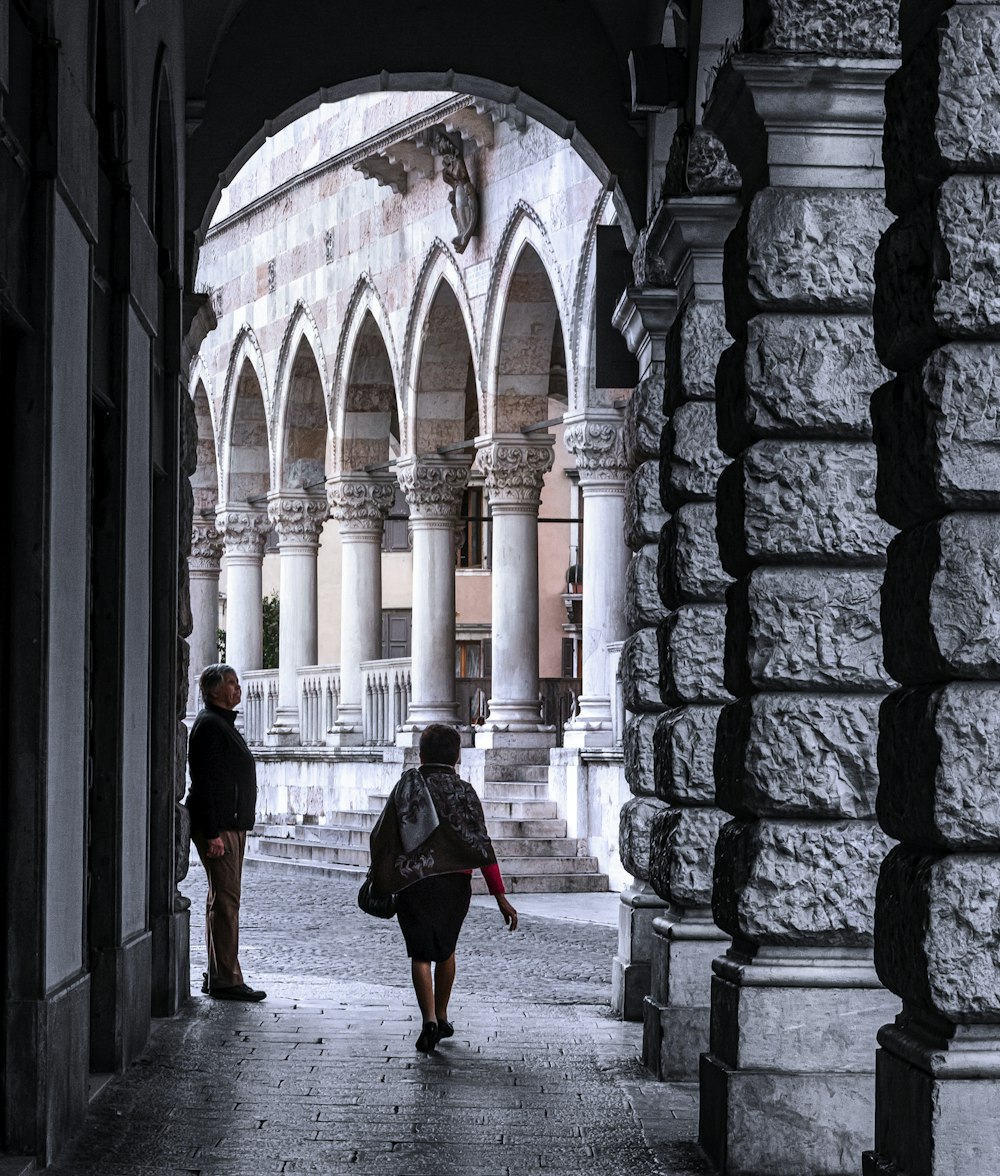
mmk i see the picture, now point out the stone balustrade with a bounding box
[296,664,342,746]
[243,669,278,745]
[361,657,412,746]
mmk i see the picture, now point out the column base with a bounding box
[474,726,557,749]
[863,1015,1000,1176]
[325,724,365,748]
[699,944,899,1175]
[643,907,729,1079]
[611,882,668,1021]
[562,695,614,749]
[264,714,303,747]
[89,929,153,1074]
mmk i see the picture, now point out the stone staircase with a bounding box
[248,751,609,893]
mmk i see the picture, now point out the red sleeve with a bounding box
[481,862,506,896]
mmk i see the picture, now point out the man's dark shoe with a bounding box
[415,1021,440,1053]
[209,982,266,1002]
[201,972,210,995]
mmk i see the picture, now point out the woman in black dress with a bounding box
[370,723,518,1052]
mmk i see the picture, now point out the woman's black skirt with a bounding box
[395,872,472,962]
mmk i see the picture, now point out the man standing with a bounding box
[187,662,266,1002]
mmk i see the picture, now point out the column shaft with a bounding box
[187,523,222,715]
[216,508,270,680]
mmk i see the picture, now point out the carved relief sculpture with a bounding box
[430,128,479,253]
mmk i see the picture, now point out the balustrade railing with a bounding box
[607,641,625,748]
[297,664,342,745]
[361,657,412,745]
[242,669,278,745]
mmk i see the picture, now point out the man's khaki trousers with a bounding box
[191,828,246,989]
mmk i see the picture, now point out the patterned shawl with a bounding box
[369,763,497,895]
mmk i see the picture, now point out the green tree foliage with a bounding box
[262,592,280,669]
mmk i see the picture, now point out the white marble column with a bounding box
[475,435,555,748]
[265,491,327,744]
[187,522,223,716]
[326,476,395,744]
[395,454,469,740]
[215,506,270,679]
[562,414,630,747]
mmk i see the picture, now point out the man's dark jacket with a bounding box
[187,704,258,840]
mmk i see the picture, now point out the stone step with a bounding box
[275,826,591,858]
[368,794,558,820]
[261,813,570,839]
[481,780,549,800]
[483,762,550,783]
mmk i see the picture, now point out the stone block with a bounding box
[872,346,1000,528]
[643,996,710,1081]
[875,846,1000,1019]
[660,401,726,508]
[716,693,880,820]
[623,370,666,466]
[658,603,732,705]
[713,818,889,946]
[743,0,899,57]
[625,459,668,550]
[717,315,884,455]
[716,440,895,575]
[876,177,1000,373]
[649,804,728,906]
[625,545,667,630]
[653,704,721,805]
[658,502,731,607]
[879,682,1000,849]
[726,568,891,695]
[739,188,892,315]
[882,513,1000,683]
[623,712,657,797]
[620,796,670,881]
[665,300,731,410]
[620,627,664,714]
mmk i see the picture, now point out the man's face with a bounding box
[211,671,242,711]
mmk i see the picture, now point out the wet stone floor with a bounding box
[46,865,709,1175]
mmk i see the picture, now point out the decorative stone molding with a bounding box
[189,522,223,572]
[326,477,395,536]
[267,493,327,545]
[477,437,555,510]
[395,455,470,521]
[215,508,271,557]
[564,416,628,487]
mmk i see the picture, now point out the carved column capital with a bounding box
[189,521,223,572]
[395,455,470,523]
[215,507,271,558]
[267,492,327,547]
[476,435,555,511]
[327,476,396,537]
[564,415,628,491]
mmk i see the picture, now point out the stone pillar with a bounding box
[265,491,327,744]
[475,435,556,749]
[699,7,901,1172]
[562,413,629,748]
[612,283,676,1020]
[187,521,222,715]
[395,454,469,738]
[326,476,395,744]
[631,138,742,1079]
[216,506,271,678]
[864,4,1000,1172]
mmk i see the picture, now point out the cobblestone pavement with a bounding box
[47,865,709,1175]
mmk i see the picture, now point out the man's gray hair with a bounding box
[199,662,236,705]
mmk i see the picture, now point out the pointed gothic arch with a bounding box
[273,303,331,490]
[221,326,272,505]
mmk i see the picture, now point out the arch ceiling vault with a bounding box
[182,0,650,278]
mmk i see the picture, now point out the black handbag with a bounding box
[357,869,397,919]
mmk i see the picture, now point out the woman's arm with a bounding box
[482,862,518,931]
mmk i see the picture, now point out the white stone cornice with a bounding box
[613,285,679,374]
[189,521,223,572]
[267,492,328,546]
[563,414,628,489]
[326,476,396,536]
[395,455,470,521]
[216,506,271,557]
[476,435,555,510]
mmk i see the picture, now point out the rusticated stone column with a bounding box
[395,454,469,739]
[475,435,555,748]
[216,506,271,678]
[701,5,901,1171]
[613,282,676,1021]
[865,5,1000,1172]
[638,137,741,1080]
[325,476,395,744]
[266,491,327,744]
[562,413,629,748]
[187,521,222,716]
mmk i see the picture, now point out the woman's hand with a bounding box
[496,895,518,932]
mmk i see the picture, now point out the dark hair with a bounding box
[199,662,236,705]
[418,723,461,766]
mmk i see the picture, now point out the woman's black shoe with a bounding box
[437,1019,454,1038]
[415,1021,440,1053]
